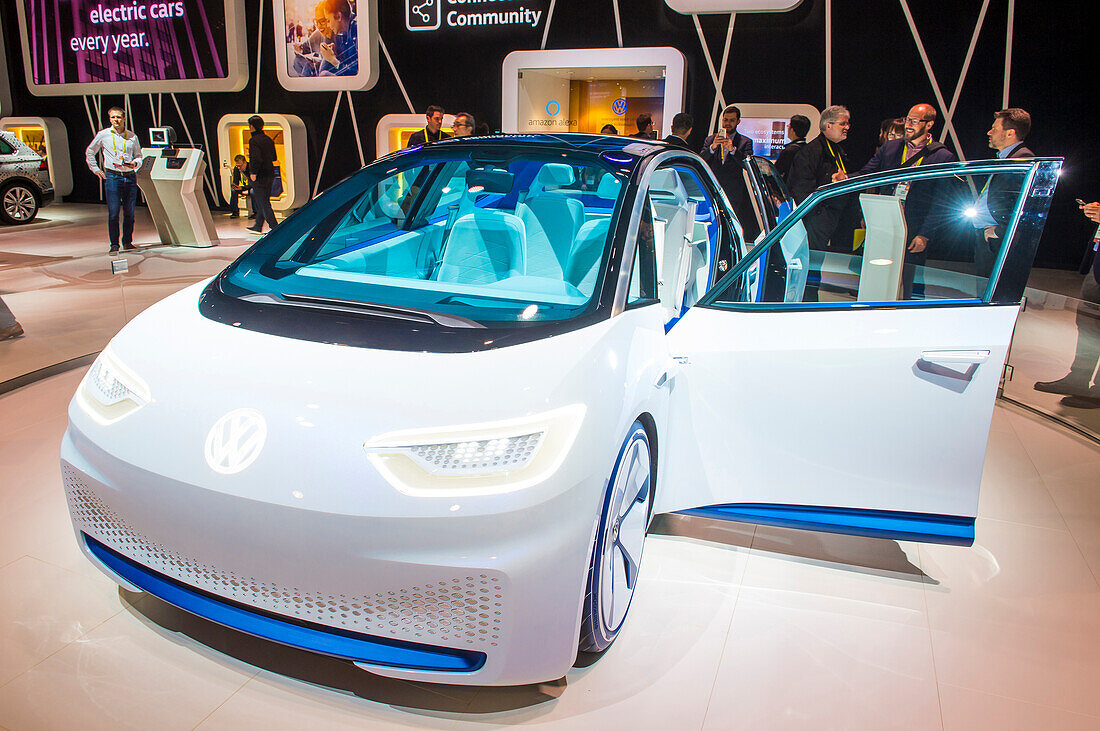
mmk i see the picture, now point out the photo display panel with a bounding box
[274,0,379,91]
[17,0,247,94]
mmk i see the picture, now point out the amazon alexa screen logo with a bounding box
[407,0,441,31]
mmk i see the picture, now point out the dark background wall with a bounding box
[2,0,1094,268]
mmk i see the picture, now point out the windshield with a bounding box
[219,148,628,327]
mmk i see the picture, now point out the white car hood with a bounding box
[70,281,627,515]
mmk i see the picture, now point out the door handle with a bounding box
[919,350,990,365]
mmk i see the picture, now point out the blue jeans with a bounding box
[105,171,138,249]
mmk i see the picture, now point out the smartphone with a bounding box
[1077,198,1086,206]
[715,127,727,139]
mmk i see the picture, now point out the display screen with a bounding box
[736,117,790,160]
[276,0,375,91]
[22,0,230,85]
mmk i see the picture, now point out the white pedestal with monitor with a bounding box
[0,117,73,197]
[140,148,219,248]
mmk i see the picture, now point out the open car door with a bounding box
[657,158,1061,545]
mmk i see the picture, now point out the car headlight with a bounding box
[75,348,151,425]
[364,404,585,496]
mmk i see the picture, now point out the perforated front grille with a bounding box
[63,466,504,647]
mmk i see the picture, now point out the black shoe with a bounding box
[247,214,256,219]
[1034,375,1091,396]
[109,246,120,255]
[228,213,239,218]
[246,225,264,233]
[1060,393,1100,410]
[121,243,137,251]
[0,323,24,341]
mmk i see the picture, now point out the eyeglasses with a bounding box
[904,117,933,124]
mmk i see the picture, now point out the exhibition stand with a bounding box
[502,47,687,137]
[216,113,308,213]
[0,116,73,197]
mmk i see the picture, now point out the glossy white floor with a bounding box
[1,368,1098,729]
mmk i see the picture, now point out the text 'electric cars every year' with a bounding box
[62,134,1060,685]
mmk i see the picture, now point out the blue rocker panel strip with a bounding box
[83,534,486,673]
[678,504,975,546]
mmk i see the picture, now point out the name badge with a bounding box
[895,181,911,201]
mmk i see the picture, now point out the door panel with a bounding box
[656,159,1060,545]
[657,304,1017,523]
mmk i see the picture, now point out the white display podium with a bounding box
[857,193,907,302]
[138,148,219,248]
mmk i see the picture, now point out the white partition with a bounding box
[857,193,907,302]
[0,117,73,197]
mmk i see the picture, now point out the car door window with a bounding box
[644,164,721,325]
[745,156,795,233]
[625,194,658,308]
[708,164,1043,308]
[0,137,14,155]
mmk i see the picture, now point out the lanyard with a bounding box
[826,140,845,174]
[110,129,127,165]
[901,143,925,166]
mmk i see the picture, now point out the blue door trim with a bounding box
[678,504,975,546]
[84,534,486,673]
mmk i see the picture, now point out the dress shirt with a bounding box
[86,127,143,174]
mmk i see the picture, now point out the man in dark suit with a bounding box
[701,105,757,239]
[632,113,657,140]
[787,105,852,250]
[662,113,693,151]
[854,104,957,262]
[1035,200,1100,408]
[971,108,1034,275]
[774,114,810,181]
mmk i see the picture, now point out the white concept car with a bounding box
[62,134,1060,685]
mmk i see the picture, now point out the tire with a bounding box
[578,421,654,653]
[0,182,39,225]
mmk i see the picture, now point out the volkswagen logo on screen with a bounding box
[612,98,628,115]
[204,409,267,475]
[546,100,561,117]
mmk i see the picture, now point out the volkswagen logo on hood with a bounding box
[204,408,267,475]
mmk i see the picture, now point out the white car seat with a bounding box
[517,163,585,279]
[436,211,526,285]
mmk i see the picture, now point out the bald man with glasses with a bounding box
[851,104,957,295]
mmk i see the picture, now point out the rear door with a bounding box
[657,158,1060,545]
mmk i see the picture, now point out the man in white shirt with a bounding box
[86,107,143,254]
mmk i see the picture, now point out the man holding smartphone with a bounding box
[700,105,757,239]
[85,107,143,254]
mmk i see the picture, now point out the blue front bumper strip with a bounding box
[84,533,487,673]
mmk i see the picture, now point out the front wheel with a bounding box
[0,182,39,225]
[578,421,653,653]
